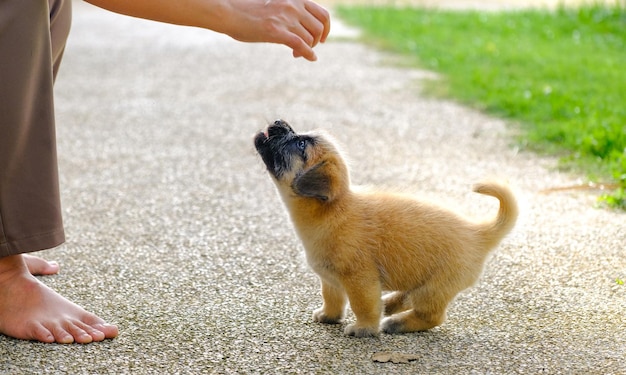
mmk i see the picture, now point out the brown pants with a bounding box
[0,0,72,257]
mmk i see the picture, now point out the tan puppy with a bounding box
[254,120,518,337]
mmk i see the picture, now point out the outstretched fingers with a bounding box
[303,0,330,45]
[219,0,330,61]
[287,33,318,61]
[277,0,330,60]
[294,0,330,60]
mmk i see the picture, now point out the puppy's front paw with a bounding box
[312,308,343,324]
[344,324,379,338]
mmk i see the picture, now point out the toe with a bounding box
[344,324,379,337]
[65,322,94,344]
[23,255,60,276]
[77,322,106,342]
[30,322,56,343]
[93,323,119,339]
[380,317,404,334]
[50,325,75,344]
[82,314,119,339]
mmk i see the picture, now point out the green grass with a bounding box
[337,3,626,209]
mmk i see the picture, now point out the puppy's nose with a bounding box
[268,119,294,137]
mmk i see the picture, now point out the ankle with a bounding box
[0,255,29,284]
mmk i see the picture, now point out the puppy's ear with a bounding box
[292,162,333,201]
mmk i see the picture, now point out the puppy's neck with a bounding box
[283,190,353,228]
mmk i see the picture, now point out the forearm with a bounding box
[84,0,330,61]
[84,0,224,30]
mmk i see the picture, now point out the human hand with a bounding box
[217,0,331,61]
[85,0,331,61]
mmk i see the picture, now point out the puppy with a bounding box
[254,120,518,337]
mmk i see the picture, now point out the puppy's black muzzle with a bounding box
[254,119,297,178]
[267,119,294,138]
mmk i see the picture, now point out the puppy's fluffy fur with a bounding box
[254,120,518,337]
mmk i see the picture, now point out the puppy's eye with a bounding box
[296,139,307,151]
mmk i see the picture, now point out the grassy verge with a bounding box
[336,3,626,209]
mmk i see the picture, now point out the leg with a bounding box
[0,0,66,256]
[49,0,72,80]
[312,279,346,324]
[22,0,68,277]
[11,0,66,274]
[381,287,450,334]
[382,291,410,316]
[342,278,382,337]
[0,0,118,343]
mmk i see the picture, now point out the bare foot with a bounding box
[0,255,119,344]
[23,254,60,276]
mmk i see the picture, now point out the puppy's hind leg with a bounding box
[382,291,411,316]
[313,279,347,324]
[381,288,450,334]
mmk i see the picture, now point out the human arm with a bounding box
[84,0,331,61]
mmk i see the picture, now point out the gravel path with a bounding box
[1,1,624,374]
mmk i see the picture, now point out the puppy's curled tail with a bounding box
[473,180,519,249]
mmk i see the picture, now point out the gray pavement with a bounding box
[1,1,625,373]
